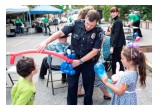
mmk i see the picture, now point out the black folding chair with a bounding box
[6,53,25,87]
[46,55,68,95]
[104,54,112,72]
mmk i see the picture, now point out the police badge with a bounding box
[91,33,96,39]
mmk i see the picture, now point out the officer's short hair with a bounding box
[16,57,35,77]
[86,10,99,22]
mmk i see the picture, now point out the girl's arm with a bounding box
[102,76,127,95]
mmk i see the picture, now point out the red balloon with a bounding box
[135,36,141,42]
[9,49,73,64]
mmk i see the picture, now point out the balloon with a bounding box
[9,49,76,75]
[135,36,141,42]
[60,62,68,70]
[94,62,113,93]
[9,49,73,64]
[108,79,113,93]
[133,32,138,38]
[71,53,76,59]
[94,63,106,79]
[111,62,124,82]
[61,62,76,75]
[66,49,71,55]
[127,42,139,49]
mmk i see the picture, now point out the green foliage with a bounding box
[28,5,152,21]
[97,5,152,21]
[71,5,85,9]
[101,5,113,21]
[117,5,152,21]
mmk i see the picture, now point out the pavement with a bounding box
[6,22,152,105]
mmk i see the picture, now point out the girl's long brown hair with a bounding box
[122,46,147,87]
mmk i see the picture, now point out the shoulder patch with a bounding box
[91,33,96,39]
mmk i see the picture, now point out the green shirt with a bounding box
[129,14,139,23]
[43,17,49,23]
[15,19,21,24]
[69,17,73,23]
[11,77,36,105]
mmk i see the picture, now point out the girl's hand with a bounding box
[101,74,108,84]
[36,41,47,53]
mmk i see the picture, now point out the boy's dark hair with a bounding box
[16,57,35,77]
[86,10,99,22]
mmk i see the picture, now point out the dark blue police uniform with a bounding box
[61,19,103,105]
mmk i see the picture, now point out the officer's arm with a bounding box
[80,48,99,63]
[37,31,65,52]
[45,31,65,45]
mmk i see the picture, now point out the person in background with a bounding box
[125,12,143,37]
[11,57,38,105]
[43,15,51,36]
[37,10,103,105]
[15,16,22,35]
[39,35,69,84]
[109,7,126,75]
[9,16,14,25]
[105,24,112,36]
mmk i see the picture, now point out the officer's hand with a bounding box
[110,47,114,54]
[72,59,80,68]
[36,41,47,53]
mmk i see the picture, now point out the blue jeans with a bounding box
[16,26,21,34]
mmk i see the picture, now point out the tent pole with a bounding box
[28,13,32,34]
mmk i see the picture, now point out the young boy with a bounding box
[11,57,38,105]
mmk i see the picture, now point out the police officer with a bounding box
[37,10,104,105]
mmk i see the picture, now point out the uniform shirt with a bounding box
[61,19,103,58]
[129,14,139,23]
[11,77,36,105]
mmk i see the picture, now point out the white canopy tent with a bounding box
[6,6,29,14]
[6,6,31,27]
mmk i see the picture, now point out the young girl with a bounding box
[96,45,147,105]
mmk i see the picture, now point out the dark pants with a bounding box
[133,20,143,37]
[39,57,66,78]
[111,47,124,74]
[67,61,95,105]
[16,26,21,34]
[44,24,51,34]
